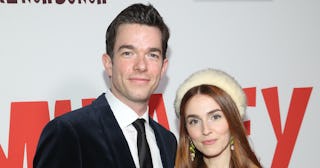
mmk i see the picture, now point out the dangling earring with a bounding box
[189,139,196,161]
[230,136,234,151]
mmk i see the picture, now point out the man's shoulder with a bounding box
[53,93,108,123]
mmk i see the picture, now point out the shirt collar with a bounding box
[105,89,149,129]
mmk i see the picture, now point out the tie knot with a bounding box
[132,119,146,134]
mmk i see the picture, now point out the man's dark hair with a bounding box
[105,3,170,60]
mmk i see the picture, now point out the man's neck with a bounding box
[109,88,149,116]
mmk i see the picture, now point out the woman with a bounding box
[174,68,262,168]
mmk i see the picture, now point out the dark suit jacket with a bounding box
[33,93,177,168]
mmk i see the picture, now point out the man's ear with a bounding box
[160,58,168,78]
[102,54,112,77]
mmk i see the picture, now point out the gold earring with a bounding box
[230,136,234,151]
[189,139,196,161]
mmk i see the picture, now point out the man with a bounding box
[33,3,177,168]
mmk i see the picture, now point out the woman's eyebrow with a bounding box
[207,109,222,115]
[186,114,199,119]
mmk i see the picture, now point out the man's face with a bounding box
[103,23,168,108]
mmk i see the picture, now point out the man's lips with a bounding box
[129,77,150,83]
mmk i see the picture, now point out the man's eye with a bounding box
[148,53,160,59]
[122,51,132,56]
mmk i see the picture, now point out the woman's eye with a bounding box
[188,118,199,126]
[211,114,222,120]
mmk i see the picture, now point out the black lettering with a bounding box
[6,0,17,3]
[55,0,64,4]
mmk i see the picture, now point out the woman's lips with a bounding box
[202,139,217,145]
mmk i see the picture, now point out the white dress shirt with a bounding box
[105,89,163,168]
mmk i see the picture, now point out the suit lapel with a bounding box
[149,118,169,168]
[93,94,136,168]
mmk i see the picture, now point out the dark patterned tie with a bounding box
[132,119,153,168]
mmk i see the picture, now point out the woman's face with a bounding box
[185,94,231,158]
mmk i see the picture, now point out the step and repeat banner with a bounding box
[1,0,319,167]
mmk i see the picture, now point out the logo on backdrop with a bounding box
[0,0,107,4]
[0,86,313,168]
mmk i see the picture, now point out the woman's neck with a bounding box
[203,146,231,168]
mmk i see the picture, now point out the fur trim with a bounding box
[174,68,246,119]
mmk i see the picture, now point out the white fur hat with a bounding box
[174,68,246,119]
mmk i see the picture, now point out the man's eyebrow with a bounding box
[117,45,134,51]
[149,47,162,54]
